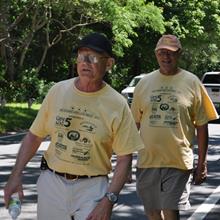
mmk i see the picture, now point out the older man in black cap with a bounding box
[4,32,144,220]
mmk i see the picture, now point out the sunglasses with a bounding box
[76,54,109,64]
[156,49,180,57]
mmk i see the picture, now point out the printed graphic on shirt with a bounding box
[149,86,180,128]
[54,106,100,165]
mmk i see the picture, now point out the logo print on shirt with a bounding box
[79,122,97,134]
[160,103,169,111]
[67,130,80,141]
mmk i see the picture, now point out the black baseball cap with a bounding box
[73,32,113,57]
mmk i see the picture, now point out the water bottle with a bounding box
[8,193,21,220]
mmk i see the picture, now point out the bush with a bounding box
[17,69,55,104]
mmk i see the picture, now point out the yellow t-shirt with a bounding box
[30,78,144,175]
[131,69,219,170]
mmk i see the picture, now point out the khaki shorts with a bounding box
[136,168,193,211]
[37,170,108,220]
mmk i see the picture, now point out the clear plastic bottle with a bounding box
[8,193,21,220]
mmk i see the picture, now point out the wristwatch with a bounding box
[104,192,118,204]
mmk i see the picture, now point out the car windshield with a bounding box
[129,77,141,87]
[203,74,220,84]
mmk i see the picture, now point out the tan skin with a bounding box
[4,48,132,220]
[76,48,114,92]
[155,49,181,75]
[137,49,209,220]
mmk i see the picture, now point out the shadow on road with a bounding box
[0,125,219,219]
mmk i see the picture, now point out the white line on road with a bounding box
[187,185,220,220]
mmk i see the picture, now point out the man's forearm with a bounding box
[193,123,209,185]
[107,154,132,193]
[11,131,43,176]
[196,123,208,166]
[4,131,44,207]
[86,154,132,219]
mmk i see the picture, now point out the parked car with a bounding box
[201,71,220,117]
[121,73,146,105]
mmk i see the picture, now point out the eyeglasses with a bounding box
[76,54,109,64]
[156,50,179,57]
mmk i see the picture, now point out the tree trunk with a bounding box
[36,45,49,74]
[0,0,15,81]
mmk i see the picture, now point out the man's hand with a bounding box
[86,197,113,220]
[4,174,23,208]
[86,154,132,219]
[4,131,43,208]
[193,162,207,185]
[126,170,133,184]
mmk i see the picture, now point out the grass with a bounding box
[0,103,41,135]
[5,103,41,110]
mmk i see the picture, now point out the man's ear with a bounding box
[177,49,182,56]
[106,58,115,72]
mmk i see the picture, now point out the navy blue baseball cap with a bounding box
[73,32,113,57]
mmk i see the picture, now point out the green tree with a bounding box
[0,0,165,94]
[153,0,220,77]
[2,0,220,97]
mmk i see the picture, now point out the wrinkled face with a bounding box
[76,48,113,82]
[155,49,181,75]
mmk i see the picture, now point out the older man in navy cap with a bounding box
[4,32,144,220]
[131,34,218,220]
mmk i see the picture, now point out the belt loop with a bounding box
[70,175,78,181]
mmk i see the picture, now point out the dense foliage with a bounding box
[0,0,220,103]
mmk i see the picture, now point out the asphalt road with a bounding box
[0,123,219,220]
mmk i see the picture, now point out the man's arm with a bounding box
[86,154,132,220]
[126,122,140,184]
[107,154,132,193]
[4,131,44,207]
[194,123,208,185]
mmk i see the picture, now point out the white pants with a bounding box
[37,170,108,220]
